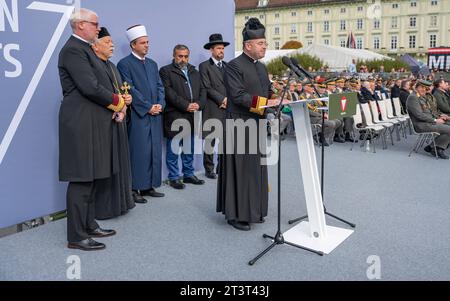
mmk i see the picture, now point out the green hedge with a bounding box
[266,53,323,76]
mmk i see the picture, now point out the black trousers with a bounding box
[203,137,220,174]
[66,179,109,243]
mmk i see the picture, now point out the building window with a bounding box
[341,8,346,13]
[429,34,437,48]
[340,20,346,31]
[275,13,279,18]
[307,10,313,16]
[307,39,313,46]
[409,35,416,48]
[391,16,398,28]
[410,16,416,27]
[391,36,398,50]
[274,41,280,50]
[410,1,417,7]
[357,6,363,12]
[356,37,363,49]
[430,15,437,27]
[357,19,363,30]
[324,9,330,14]
[291,11,297,17]
[324,39,330,45]
[307,22,313,33]
[324,21,330,32]
[291,24,297,34]
[392,3,399,8]
[245,16,249,21]
[340,39,346,48]
[374,19,380,29]
[274,27,280,35]
[431,0,438,5]
[373,36,380,49]
[259,15,264,19]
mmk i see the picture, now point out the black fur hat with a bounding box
[242,18,265,41]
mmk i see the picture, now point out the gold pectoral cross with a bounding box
[121,82,131,95]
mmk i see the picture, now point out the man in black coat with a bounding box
[199,34,230,179]
[160,45,207,189]
[399,80,411,114]
[58,9,124,251]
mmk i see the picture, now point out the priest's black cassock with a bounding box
[217,52,272,223]
[94,58,135,220]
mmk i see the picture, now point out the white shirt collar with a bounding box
[132,51,146,61]
[211,57,222,66]
[72,34,91,45]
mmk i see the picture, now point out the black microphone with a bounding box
[281,56,303,78]
[290,57,313,79]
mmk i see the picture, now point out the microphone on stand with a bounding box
[281,56,304,79]
[290,57,313,79]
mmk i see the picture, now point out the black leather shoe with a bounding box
[87,228,116,238]
[227,220,251,231]
[345,134,356,142]
[183,176,205,185]
[68,238,105,251]
[205,172,218,179]
[169,180,186,190]
[436,148,449,159]
[132,191,148,204]
[141,188,165,198]
[424,145,432,153]
[333,136,346,143]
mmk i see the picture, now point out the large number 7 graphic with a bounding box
[0,1,74,165]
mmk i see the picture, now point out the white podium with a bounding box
[282,99,353,254]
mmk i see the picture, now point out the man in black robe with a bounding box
[91,27,135,220]
[199,33,230,179]
[58,9,121,250]
[217,18,281,231]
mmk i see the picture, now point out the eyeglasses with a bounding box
[81,20,99,28]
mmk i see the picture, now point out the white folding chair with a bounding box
[408,125,439,160]
[352,104,385,152]
[393,97,413,135]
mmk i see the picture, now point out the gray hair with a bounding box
[173,44,189,56]
[69,8,97,29]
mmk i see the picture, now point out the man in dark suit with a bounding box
[199,34,230,179]
[160,45,207,189]
[58,9,124,251]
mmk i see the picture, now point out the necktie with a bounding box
[217,61,222,69]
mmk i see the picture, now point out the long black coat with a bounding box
[199,58,227,138]
[58,36,119,182]
[159,62,206,138]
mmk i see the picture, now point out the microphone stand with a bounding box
[249,70,323,266]
[288,67,355,228]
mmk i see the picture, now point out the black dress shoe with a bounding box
[436,148,449,159]
[333,136,346,143]
[227,220,251,231]
[87,228,116,238]
[345,134,356,142]
[424,145,432,153]
[183,176,205,185]
[68,238,106,251]
[132,191,148,204]
[141,188,165,198]
[205,172,218,179]
[169,180,186,190]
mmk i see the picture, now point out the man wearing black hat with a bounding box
[217,18,281,231]
[407,80,450,159]
[91,27,135,219]
[199,34,230,179]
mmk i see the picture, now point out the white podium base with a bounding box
[283,222,354,254]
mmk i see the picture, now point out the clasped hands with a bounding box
[187,102,200,113]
